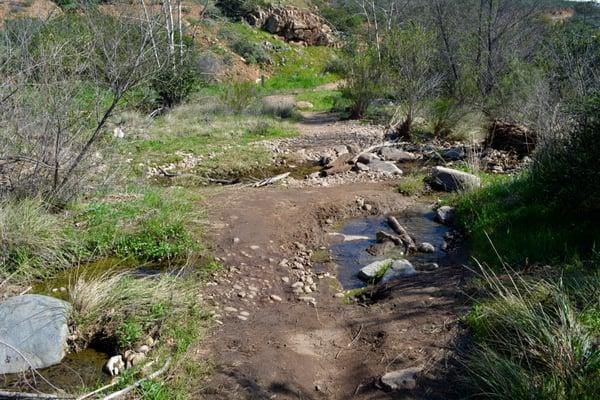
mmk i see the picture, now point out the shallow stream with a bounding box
[330,204,454,289]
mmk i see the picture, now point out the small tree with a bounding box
[382,25,442,140]
[0,4,173,205]
[339,44,384,119]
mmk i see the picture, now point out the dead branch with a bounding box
[252,172,290,188]
[101,358,171,400]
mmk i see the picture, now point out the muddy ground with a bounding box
[190,114,473,399]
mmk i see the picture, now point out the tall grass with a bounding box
[464,265,600,399]
[69,270,201,350]
[0,199,76,280]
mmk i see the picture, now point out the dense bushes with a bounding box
[532,94,600,218]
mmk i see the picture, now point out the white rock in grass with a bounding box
[381,367,421,390]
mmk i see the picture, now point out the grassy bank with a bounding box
[454,95,600,399]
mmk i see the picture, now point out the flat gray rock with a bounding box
[430,166,480,192]
[381,367,421,390]
[379,147,417,162]
[369,160,403,175]
[356,152,379,164]
[358,259,393,281]
[380,260,416,283]
[0,294,71,374]
[435,205,456,225]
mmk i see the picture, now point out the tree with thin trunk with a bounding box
[382,24,442,140]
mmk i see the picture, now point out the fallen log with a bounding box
[253,172,290,187]
[387,216,417,253]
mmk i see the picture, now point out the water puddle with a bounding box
[1,348,109,394]
[330,204,452,289]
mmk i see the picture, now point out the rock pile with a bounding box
[247,6,335,46]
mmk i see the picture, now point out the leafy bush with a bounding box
[532,93,600,218]
[151,61,199,108]
[215,0,268,20]
[339,46,383,119]
[430,98,464,138]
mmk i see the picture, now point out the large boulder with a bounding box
[430,166,480,192]
[248,6,335,46]
[0,294,71,374]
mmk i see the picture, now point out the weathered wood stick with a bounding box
[101,358,171,400]
[253,172,290,187]
[387,216,417,253]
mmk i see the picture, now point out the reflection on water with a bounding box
[331,204,451,289]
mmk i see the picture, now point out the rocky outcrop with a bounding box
[247,6,335,46]
[0,294,71,374]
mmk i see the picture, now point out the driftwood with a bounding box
[0,391,73,399]
[387,216,417,253]
[376,231,403,246]
[101,358,170,400]
[252,172,290,187]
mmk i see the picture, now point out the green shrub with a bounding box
[339,46,383,119]
[532,93,600,219]
[218,82,257,113]
[151,62,199,108]
[430,98,464,138]
[231,39,272,65]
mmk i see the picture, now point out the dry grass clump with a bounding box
[68,271,197,349]
[0,198,74,281]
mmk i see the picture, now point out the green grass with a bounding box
[120,101,298,182]
[397,173,426,196]
[452,173,599,267]
[295,90,342,112]
[463,266,600,399]
[0,198,76,281]
[70,187,200,262]
[264,46,340,91]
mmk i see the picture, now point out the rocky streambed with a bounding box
[330,204,458,289]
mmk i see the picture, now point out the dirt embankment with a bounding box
[191,179,470,399]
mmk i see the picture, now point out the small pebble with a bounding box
[270,294,282,302]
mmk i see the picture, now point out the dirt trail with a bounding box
[194,113,470,399]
